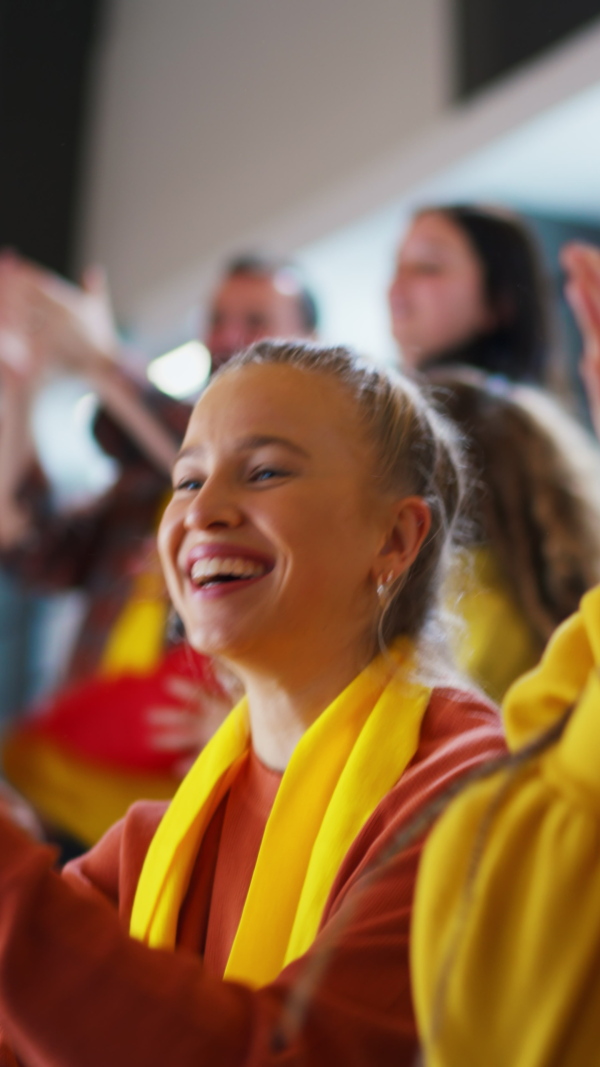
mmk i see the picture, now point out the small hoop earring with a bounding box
[377,572,395,607]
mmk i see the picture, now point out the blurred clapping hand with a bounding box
[562,242,600,439]
[0,250,41,386]
[0,252,49,544]
[0,778,44,841]
[0,249,118,378]
[146,672,239,779]
[0,249,178,478]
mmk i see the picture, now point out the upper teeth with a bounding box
[190,556,267,584]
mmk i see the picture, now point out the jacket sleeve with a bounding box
[0,465,110,593]
[0,373,188,594]
[3,513,109,592]
[0,810,421,1067]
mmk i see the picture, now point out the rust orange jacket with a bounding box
[0,687,503,1067]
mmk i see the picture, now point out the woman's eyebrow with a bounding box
[235,434,310,458]
[174,435,310,464]
[174,444,204,463]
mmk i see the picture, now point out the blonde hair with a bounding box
[428,368,600,645]
[216,340,467,646]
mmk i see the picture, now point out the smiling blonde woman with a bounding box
[0,341,504,1067]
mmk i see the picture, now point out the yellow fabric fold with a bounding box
[130,705,250,948]
[502,583,600,750]
[412,583,600,1067]
[3,733,179,846]
[99,590,169,677]
[100,495,171,677]
[448,547,541,703]
[131,639,431,988]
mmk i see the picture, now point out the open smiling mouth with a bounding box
[190,556,270,590]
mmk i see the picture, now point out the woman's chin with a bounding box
[184,621,255,664]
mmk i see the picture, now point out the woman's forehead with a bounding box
[184,362,367,457]
[194,362,351,425]
[405,212,470,255]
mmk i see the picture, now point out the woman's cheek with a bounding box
[157,507,183,599]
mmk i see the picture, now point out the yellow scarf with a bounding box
[130,639,431,988]
[100,494,171,677]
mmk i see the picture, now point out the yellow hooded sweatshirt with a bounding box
[412,583,600,1067]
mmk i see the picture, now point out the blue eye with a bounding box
[174,477,204,491]
[250,467,288,483]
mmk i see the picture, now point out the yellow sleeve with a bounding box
[412,586,600,1067]
[448,548,541,704]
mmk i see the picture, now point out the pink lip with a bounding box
[181,541,275,600]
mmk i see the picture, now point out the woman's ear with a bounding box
[374,496,431,585]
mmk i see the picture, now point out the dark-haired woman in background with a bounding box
[389,204,549,384]
[388,205,600,701]
[412,242,600,1067]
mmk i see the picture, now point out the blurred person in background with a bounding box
[388,204,600,701]
[0,563,42,733]
[428,367,600,702]
[412,240,600,1067]
[389,204,550,384]
[0,251,318,857]
[205,254,319,373]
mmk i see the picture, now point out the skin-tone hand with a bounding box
[146,674,235,778]
[0,255,118,374]
[0,253,46,544]
[561,242,600,439]
[0,252,43,384]
[0,250,178,476]
[0,779,45,841]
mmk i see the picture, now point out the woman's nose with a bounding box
[183,479,242,531]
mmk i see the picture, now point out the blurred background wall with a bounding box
[78,0,450,329]
[3,0,600,387]
[1,0,600,716]
[79,1,600,349]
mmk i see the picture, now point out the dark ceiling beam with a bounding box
[454,0,600,99]
[0,0,105,276]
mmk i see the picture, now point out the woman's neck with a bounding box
[234,637,376,771]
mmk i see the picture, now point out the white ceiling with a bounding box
[420,79,600,221]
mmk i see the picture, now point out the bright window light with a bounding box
[147,341,211,399]
[72,391,99,429]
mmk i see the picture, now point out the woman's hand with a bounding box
[146,675,234,778]
[0,253,45,545]
[0,780,44,841]
[0,250,179,475]
[0,251,43,391]
[561,242,600,438]
[0,251,118,377]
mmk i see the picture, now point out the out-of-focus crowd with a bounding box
[1,205,600,1065]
